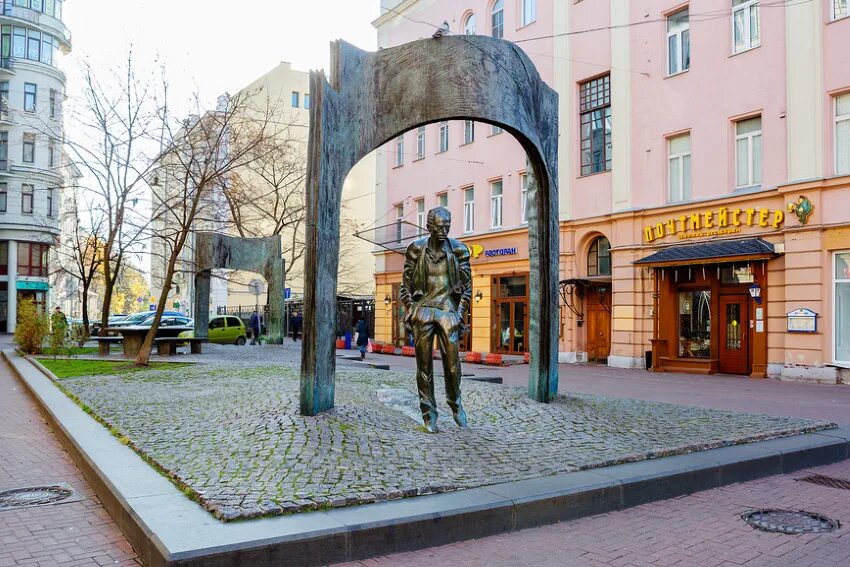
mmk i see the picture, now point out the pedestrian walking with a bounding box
[51,306,68,337]
[248,310,262,345]
[290,311,303,342]
[356,318,370,360]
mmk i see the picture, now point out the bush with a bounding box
[69,323,88,348]
[14,299,49,354]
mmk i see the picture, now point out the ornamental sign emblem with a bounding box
[787,195,814,225]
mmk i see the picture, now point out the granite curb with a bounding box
[4,350,848,567]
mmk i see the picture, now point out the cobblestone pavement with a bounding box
[361,350,850,423]
[0,355,140,566]
[54,345,830,521]
[334,459,850,567]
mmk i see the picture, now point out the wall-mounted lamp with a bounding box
[474,290,483,303]
[383,294,392,305]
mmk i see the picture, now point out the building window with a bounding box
[836,252,850,363]
[668,133,692,203]
[463,187,474,233]
[491,0,504,39]
[49,88,56,119]
[587,236,611,277]
[291,91,299,108]
[303,93,310,109]
[490,179,503,228]
[0,183,6,212]
[733,0,760,53]
[490,124,503,135]
[30,0,43,11]
[522,0,536,26]
[24,83,36,113]
[0,131,7,170]
[416,126,425,159]
[520,172,529,223]
[48,138,55,167]
[735,116,762,189]
[40,33,52,64]
[835,93,850,175]
[580,75,612,176]
[21,183,33,214]
[394,135,404,166]
[46,187,54,217]
[464,12,476,35]
[0,82,8,119]
[17,242,48,277]
[464,120,475,144]
[833,0,849,20]
[438,121,449,152]
[395,204,404,242]
[667,8,690,75]
[679,290,711,358]
[438,192,448,208]
[22,132,34,163]
[12,27,25,59]
[26,29,39,61]
[416,199,425,234]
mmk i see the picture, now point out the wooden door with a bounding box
[587,306,611,362]
[718,295,749,374]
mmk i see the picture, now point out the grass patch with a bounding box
[37,358,190,379]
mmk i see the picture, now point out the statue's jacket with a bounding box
[400,237,472,317]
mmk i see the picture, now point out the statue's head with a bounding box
[426,207,451,243]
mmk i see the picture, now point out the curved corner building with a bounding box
[0,0,69,332]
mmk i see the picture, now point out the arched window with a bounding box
[587,236,611,276]
[464,12,476,35]
[491,0,504,39]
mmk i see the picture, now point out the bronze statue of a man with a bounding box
[400,206,472,433]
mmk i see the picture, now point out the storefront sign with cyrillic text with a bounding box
[644,206,784,243]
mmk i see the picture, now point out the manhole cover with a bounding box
[796,474,850,491]
[0,483,81,511]
[742,509,840,534]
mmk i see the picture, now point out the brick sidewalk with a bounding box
[0,360,140,567]
[334,460,850,567]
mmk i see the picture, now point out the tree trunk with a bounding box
[81,283,90,337]
[134,253,178,366]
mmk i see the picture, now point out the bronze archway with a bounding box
[193,232,285,343]
[301,36,559,415]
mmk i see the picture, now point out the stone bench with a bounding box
[154,337,208,356]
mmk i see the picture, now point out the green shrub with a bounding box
[14,299,49,354]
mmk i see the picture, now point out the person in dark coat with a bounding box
[249,311,262,345]
[356,318,370,360]
[290,311,303,342]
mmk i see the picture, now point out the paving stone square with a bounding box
[50,349,833,521]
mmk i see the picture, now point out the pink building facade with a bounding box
[372,0,850,382]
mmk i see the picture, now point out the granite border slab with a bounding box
[5,350,847,567]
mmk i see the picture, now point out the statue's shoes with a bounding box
[453,408,468,427]
[424,423,439,433]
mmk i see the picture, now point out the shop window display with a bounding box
[836,252,850,363]
[679,290,711,358]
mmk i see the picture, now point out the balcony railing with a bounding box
[1,3,70,45]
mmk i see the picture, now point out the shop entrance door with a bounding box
[586,287,611,363]
[719,295,749,374]
[492,275,529,355]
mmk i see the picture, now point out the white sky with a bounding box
[63,0,380,111]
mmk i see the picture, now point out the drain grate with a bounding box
[742,509,840,534]
[796,474,850,491]
[0,483,82,511]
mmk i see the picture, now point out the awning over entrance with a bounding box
[633,237,778,268]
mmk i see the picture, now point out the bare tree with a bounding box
[139,91,275,365]
[64,54,161,349]
[54,192,105,335]
[221,134,306,283]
